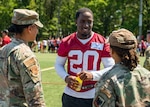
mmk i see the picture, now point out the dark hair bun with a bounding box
[8,24,17,33]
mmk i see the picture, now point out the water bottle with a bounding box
[75,76,83,91]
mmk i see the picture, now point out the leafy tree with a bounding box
[0,0,149,39]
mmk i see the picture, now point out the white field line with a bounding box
[41,67,55,72]
[41,66,66,85]
[41,64,67,72]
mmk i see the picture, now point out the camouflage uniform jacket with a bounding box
[143,46,150,70]
[93,63,150,107]
[0,38,46,107]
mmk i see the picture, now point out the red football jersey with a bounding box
[2,35,11,46]
[57,32,111,91]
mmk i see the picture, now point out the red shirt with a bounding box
[57,32,111,92]
[2,35,11,46]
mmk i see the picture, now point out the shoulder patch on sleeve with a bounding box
[23,57,36,68]
[30,65,38,75]
[94,96,105,107]
[23,57,39,75]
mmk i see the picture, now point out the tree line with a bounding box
[0,0,150,40]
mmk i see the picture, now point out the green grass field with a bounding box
[35,53,65,107]
[35,52,146,107]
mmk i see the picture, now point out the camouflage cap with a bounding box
[11,9,43,27]
[109,28,137,49]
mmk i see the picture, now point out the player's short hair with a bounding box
[75,7,93,20]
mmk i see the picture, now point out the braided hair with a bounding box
[110,45,139,71]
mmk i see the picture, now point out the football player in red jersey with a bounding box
[55,7,115,107]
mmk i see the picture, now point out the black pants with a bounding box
[62,93,93,107]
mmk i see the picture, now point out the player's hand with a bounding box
[65,75,79,90]
[77,71,93,81]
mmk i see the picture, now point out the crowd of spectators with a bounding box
[30,36,62,53]
[0,28,62,53]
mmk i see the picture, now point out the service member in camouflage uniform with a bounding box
[143,30,150,70]
[93,29,150,107]
[0,9,46,107]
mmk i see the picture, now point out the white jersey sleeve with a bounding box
[101,57,115,68]
[55,55,68,80]
[91,57,115,81]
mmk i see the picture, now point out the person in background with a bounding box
[42,39,47,53]
[47,36,52,53]
[51,36,57,53]
[143,30,150,70]
[1,29,11,47]
[93,28,150,107]
[55,7,114,107]
[56,36,62,52]
[37,40,41,52]
[0,9,46,107]
[140,39,147,56]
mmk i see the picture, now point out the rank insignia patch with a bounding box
[94,96,105,107]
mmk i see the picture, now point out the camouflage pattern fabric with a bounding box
[0,38,46,107]
[12,9,43,28]
[93,63,150,107]
[143,46,150,70]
